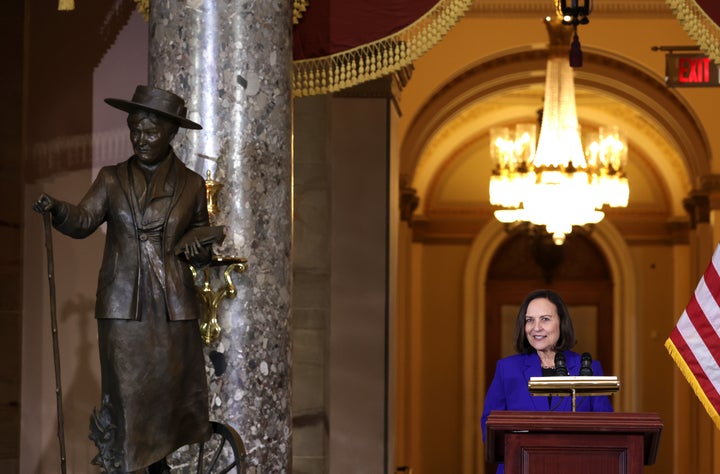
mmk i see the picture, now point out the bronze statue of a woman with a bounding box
[34,85,216,473]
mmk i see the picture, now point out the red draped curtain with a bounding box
[291,0,472,96]
[667,0,720,63]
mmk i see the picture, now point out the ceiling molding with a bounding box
[410,211,689,245]
[402,48,709,214]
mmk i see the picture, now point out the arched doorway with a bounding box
[483,229,613,471]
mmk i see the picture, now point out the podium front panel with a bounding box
[485,411,663,467]
[505,433,644,474]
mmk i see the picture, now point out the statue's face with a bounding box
[128,111,178,166]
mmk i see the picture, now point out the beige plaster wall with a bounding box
[416,242,469,474]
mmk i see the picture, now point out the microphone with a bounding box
[554,352,568,376]
[580,352,594,376]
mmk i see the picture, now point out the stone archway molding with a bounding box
[402,46,711,195]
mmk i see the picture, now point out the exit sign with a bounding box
[666,53,720,87]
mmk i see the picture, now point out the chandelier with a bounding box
[488,16,628,245]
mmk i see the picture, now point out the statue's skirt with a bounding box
[95,226,211,473]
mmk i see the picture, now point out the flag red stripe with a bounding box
[670,327,720,408]
[684,295,720,368]
[705,257,720,309]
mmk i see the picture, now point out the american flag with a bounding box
[666,244,720,430]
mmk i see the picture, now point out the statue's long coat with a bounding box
[52,151,212,471]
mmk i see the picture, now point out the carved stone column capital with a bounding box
[683,190,710,229]
[698,174,720,211]
[399,175,419,223]
[699,173,720,190]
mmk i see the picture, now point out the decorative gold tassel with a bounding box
[667,0,720,64]
[58,0,75,11]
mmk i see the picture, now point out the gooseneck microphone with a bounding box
[554,352,569,376]
[580,352,594,376]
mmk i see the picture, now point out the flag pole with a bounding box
[42,212,67,474]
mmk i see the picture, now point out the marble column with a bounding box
[149,1,293,472]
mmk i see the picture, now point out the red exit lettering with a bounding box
[678,57,711,83]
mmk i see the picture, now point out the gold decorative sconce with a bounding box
[191,170,248,345]
[205,170,224,224]
[190,256,247,345]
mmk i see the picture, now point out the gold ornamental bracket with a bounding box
[189,169,248,345]
[528,376,620,412]
[190,256,248,346]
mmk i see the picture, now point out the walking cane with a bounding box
[42,211,67,474]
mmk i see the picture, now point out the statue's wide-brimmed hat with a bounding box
[105,85,202,130]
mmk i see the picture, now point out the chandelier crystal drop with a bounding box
[489,17,628,245]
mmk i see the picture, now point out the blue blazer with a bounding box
[481,351,614,473]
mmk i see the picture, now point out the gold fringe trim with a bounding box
[294,0,309,25]
[131,0,310,25]
[292,0,473,97]
[133,1,305,25]
[665,337,720,431]
[134,0,149,21]
[666,0,720,64]
[58,0,74,11]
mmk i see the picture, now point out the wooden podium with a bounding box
[485,411,663,474]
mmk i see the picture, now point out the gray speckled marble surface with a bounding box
[149,1,293,471]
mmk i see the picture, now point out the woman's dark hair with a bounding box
[513,289,576,354]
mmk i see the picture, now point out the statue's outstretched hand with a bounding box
[33,193,58,215]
